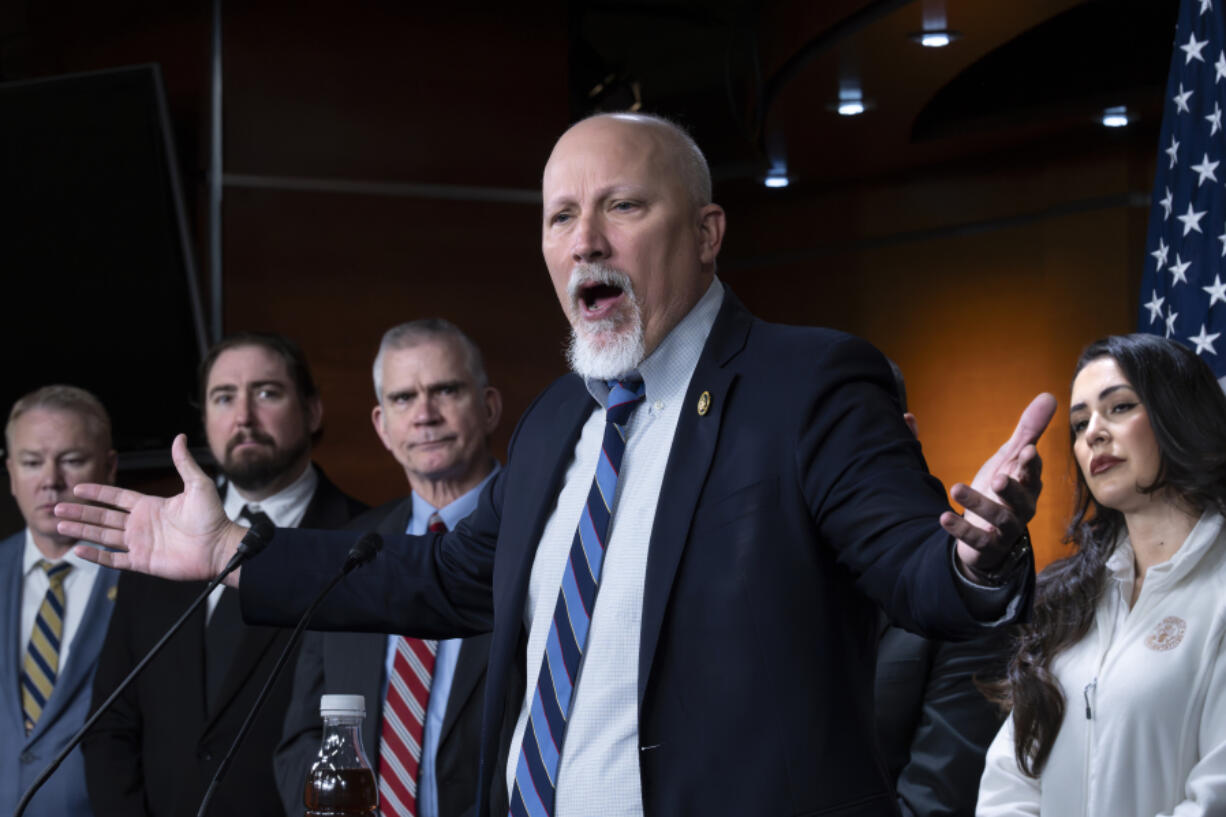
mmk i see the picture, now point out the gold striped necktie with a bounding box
[21,559,73,734]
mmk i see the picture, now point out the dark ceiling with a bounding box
[568,0,1177,189]
[0,0,1177,195]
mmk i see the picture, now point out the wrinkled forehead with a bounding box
[542,118,671,197]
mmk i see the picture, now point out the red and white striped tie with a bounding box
[377,513,446,817]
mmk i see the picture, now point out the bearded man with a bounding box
[82,332,366,817]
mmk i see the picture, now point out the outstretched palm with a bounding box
[55,435,244,581]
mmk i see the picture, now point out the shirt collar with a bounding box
[22,528,100,579]
[410,462,501,531]
[1105,508,1225,584]
[222,462,319,527]
[585,276,725,409]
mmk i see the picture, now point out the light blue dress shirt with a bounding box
[383,465,498,817]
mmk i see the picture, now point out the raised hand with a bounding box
[54,434,248,583]
[941,393,1058,581]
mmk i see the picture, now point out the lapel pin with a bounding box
[107,585,118,602]
[697,390,711,416]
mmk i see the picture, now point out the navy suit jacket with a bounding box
[0,531,120,817]
[242,291,1034,817]
[274,496,491,817]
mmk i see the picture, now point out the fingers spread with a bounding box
[941,511,996,551]
[74,543,129,569]
[58,521,129,549]
[70,483,140,509]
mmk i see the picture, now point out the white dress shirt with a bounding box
[210,462,319,618]
[506,279,724,816]
[19,531,102,674]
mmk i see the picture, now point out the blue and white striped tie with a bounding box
[510,377,646,817]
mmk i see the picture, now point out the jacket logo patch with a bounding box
[1145,616,1187,651]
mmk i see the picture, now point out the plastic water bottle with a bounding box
[304,694,377,816]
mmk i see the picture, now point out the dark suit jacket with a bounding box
[241,291,1034,817]
[83,469,365,817]
[0,532,120,817]
[875,620,1012,817]
[273,496,490,817]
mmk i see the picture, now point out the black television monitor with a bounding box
[0,64,208,465]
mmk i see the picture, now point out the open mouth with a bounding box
[577,281,626,320]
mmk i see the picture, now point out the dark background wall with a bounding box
[0,0,1162,567]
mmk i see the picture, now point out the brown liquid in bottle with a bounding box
[303,766,378,816]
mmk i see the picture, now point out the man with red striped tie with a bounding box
[276,319,502,817]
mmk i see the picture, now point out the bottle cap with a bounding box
[319,694,366,718]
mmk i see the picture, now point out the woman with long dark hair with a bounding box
[977,333,1226,816]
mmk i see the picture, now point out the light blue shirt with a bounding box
[383,464,498,817]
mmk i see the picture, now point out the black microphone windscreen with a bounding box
[346,531,383,568]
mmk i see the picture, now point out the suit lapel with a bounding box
[1,534,25,738]
[497,381,593,637]
[438,635,486,745]
[637,292,753,703]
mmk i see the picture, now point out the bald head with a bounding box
[550,113,712,213]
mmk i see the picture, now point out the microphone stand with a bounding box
[194,531,383,817]
[12,515,275,817]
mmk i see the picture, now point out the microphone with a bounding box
[195,531,383,817]
[12,521,274,817]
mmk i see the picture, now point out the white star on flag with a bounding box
[1175,82,1195,112]
[1142,0,1226,383]
[1192,153,1220,184]
[1170,253,1193,284]
[1146,290,1167,324]
[1205,274,1226,306]
[1191,323,1221,354]
[1178,202,1208,235]
[1153,236,1171,270]
[1184,31,1210,63]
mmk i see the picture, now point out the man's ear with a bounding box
[104,449,119,485]
[696,203,726,265]
[306,396,324,435]
[371,404,393,453]
[483,387,504,434]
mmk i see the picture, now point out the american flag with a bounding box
[1142,0,1226,387]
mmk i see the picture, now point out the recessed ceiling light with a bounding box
[909,30,960,48]
[764,169,790,188]
[837,101,866,116]
[1101,106,1130,128]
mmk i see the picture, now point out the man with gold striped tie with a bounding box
[0,385,118,817]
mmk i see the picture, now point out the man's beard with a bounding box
[223,430,310,493]
[565,263,646,380]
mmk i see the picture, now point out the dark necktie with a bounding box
[378,510,447,817]
[204,505,271,710]
[510,377,646,817]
